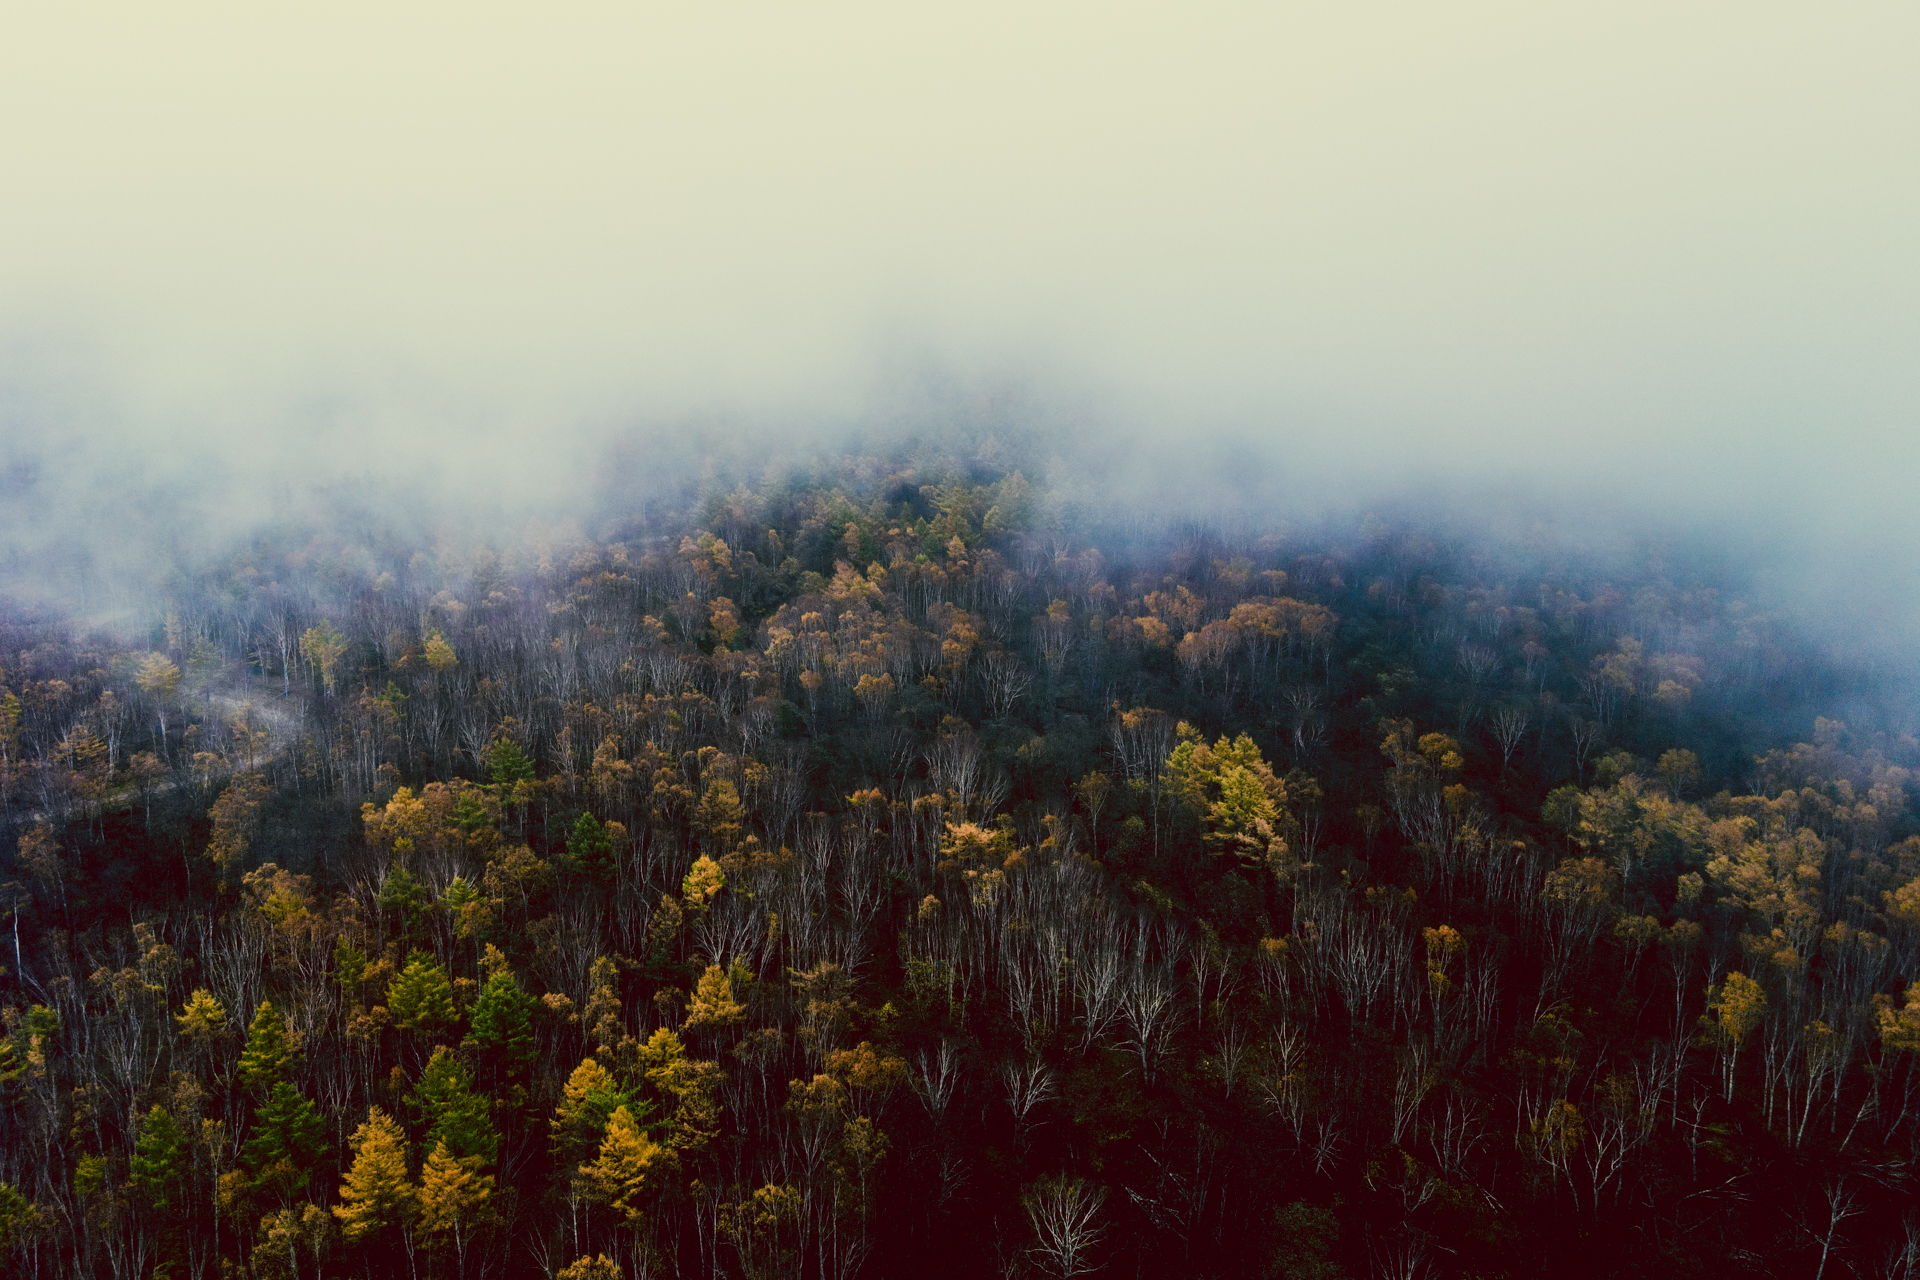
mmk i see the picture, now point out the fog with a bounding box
[2,3,1916,654]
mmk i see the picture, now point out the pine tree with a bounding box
[378,865,432,942]
[567,812,615,885]
[465,969,536,1088]
[409,1046,498,1165]
[582,955,623,1058]
[486,740,534,789]
[334,1107,415,1245]
[242,1080,327,1204]
[388,952,457,1034]
[0,1032,22,1101]
[130,1104,186,1214]
[238,999,293,1095]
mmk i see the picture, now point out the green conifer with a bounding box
[237,999,293,1095]
[389,952,457,1034]
[410,1046,499,1165]
[130,1104,187,1214]
[465,969,537,1087]
[242,1080,326,1203]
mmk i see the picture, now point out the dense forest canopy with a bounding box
[2,435,1917,1279]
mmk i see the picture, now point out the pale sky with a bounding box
[1,3,1916,593]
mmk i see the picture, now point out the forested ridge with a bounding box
[2,443,1918,1279]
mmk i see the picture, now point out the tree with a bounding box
[378,864,432,942]
[206,772,271,878]
[681,855,725,914]
[133,653,181,754]
[1165,724,1297,868]
[641,1028,721,1150]
[579,1105,671,1220]
[238,999,294,1095]
[683,963,746,1037]
[567,811,615,885]
[242,1080,327,1203]
[1703,970,1767,1100]
[487,739,535,789]
[334,1107,415,1245]
[423,631,458,674]
[1264,1201,1347,1279]
[1022,1174,1107,1279]
[0,1182,34,1255]
[130,1104,187,1215]
[389,952,457,1035]
[299,621,348,696]
[409,1046,498,1165]
[552,1057,634,1169]
[255,1204,333,1280]
[465,969,537,1090]
[1656,748,1703,798]
[417,1139,494,1271]
[15,823,64,917]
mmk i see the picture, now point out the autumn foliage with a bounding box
[0,450,1917,1278]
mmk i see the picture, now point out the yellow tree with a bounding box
[133,653,181,755]
[300,621,348,696]
[683,964,746,1039]
[334,1107,415,1248]
[422,631,458,675]
[206,773,271,881]
[641,1028,722,1151]
[418,1139,494,1272]
[551,1057,632,1168]
[1702,971,1767,1101]
[1165,725,1298,873]
[177,987,228,1075]
[580,1105,672,1220]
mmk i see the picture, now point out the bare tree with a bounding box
[982,651,1032,720]
[1490,702,1530,771]
[1022,1175,1107,1279]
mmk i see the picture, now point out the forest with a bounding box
[1,437,1917,1279]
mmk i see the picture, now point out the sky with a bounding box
[1,3,1916,638]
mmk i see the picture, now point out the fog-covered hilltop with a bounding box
[0,435,1916,1279]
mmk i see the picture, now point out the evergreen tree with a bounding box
[567,811,615,885]
[237,999,293,1095]
[242,1080,327,1203]
[409,1046,499,1165]
[389,952,457,1034]
[175,987,228,1042]
[0,1183,32,1254]
[486,740,534,789]
[465,969,537,1089]
[0,1032,22,1101]
[451,789,495,844]
[378,864,431,942]
[130,1104,187,1214]
[683,963,746,1035]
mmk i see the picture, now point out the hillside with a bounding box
[2,446,1917,1279]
